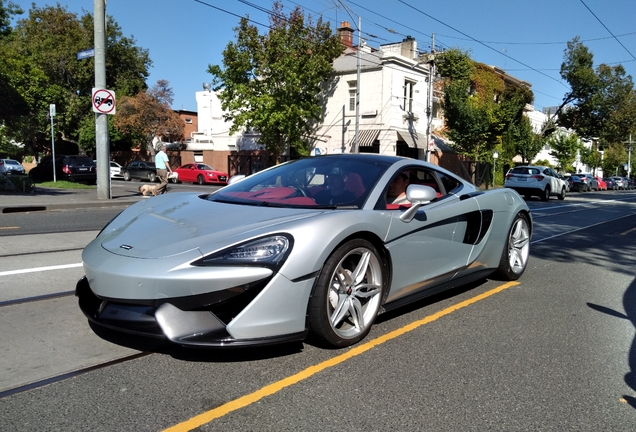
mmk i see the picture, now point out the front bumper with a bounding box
[76,270,313,347]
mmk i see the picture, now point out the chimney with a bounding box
[337,21,354,48]
[401,35,417,59]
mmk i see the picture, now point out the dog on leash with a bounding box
[138,184,156,196]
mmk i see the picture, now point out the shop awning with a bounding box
[350,129,380,147]
[396,130,423,149]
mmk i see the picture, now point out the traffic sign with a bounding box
[92,88,116,114]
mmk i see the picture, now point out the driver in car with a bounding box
[314,167,356,205]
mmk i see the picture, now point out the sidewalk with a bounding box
[0,186,143,213]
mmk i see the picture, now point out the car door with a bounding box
[382,169,481,303]
[180,164,195,182]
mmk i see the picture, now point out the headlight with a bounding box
[192,235,293,267]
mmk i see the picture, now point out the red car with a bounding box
[173,163,228,185]
[594,176,607,191]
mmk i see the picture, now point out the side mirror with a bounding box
[400,185,438,222]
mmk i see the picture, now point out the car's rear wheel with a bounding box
[541,186,550,201]
[308,239,385,348]
[197,175,205,185]
[123,172,131,181]
[558,186,566,200]
[148,172,156,182]
[496,212,530,281]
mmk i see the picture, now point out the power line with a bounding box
[579,0,636,61]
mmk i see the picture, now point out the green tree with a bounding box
[438,49,533,184]
[208,2,343,159]
[1,4,150,156]
[600,142,627,176]
[505,114,544,165]
[557,37,636,144]
[547,132,581,172]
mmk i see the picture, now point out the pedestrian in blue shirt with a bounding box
[154,144,173,195]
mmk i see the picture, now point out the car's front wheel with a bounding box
[308,239,385,348]
[123,171,131,181]
[197,175,205,185]
[496,212,530,281]
[148,172,156,182]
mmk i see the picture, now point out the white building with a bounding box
[189,89,262,152]
[313,23,436,160]
[525,108,596,174]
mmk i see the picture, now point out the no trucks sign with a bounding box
[92,88,116,114]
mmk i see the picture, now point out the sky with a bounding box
[14,0,636,114]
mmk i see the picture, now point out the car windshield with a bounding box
[197,164,214,170]
[5,160,21,166]
[207,156,390,209]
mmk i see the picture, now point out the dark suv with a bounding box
[29,155,97,183]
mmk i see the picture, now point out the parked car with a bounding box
[622,177,635,190]
[504,165,567,201]
[121,161,157,182]
[603,178,617,190]
[0,159,26,175]
[610,176,626,190]
[594,176,607,191]
[172,163,229,185]
[109,161,123,179]
[77,153,532,348]
[572,173,598,191]
[28,155,96,183]
[567,175,586,192]
[94,160,123,179]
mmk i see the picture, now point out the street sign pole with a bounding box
[50,104,56,182]
[94,0,111,199]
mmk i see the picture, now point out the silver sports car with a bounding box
[77,154,531,348]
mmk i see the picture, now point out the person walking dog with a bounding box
[153,144,173,195]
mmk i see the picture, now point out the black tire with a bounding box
[557,186,566,200]
[308,239,386,348]
[495,212,530,281]
[170,176,179,184]
[197,175,205,185]
[148,172,156,182]
[541,186,550,201]
[123,171,131,181]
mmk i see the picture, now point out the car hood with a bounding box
[99,192,323,259]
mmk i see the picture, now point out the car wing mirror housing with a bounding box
[400,185,437,222]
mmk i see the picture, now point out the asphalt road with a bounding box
[1,191,635,431]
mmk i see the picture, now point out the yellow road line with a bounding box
[164,281,520,432]
[0,226,20,230]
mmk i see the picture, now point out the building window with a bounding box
[186,138,192,142]
[185,118,193,124]
[348,81,357,112]
[194,151,203,163]
[403,80,415,112]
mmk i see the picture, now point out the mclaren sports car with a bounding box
[77,154,531,348]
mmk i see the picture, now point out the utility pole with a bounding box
[425,33,436,163]
[628,134,632,178]
[94,0,111,199]
[50,104,56,182]
[353,15,361,154]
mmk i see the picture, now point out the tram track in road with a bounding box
[0,352,151,400]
